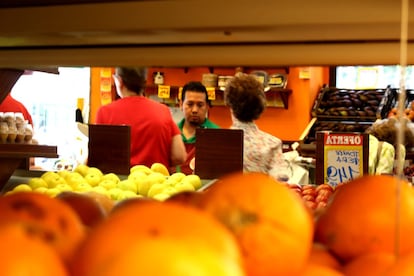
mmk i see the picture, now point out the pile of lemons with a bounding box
[8,163,202,201]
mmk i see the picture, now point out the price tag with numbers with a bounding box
[178,87,183,101]
[157,85,170,99]
[206,87,216,100]
[316,132,368,187]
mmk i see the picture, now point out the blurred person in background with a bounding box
[224,73,289,181]
[95,67,186,168]
[172,81,219,174]
[0,93,33,125]
[365,117,414,175]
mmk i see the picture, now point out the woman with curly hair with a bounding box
[224,73,288,180]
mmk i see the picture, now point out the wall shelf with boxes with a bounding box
[144,84,180,107]
[208,87,292,109]
[146,66,292,108]
[144,84,292,109]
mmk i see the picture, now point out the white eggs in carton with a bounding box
[0,112,33,144]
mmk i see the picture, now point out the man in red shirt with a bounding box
[96,67,186,169]
[0,94,33,125]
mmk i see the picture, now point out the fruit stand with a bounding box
[299,85,397,157]
[1,77,413,275]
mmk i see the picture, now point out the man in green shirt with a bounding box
[173,81,220,174]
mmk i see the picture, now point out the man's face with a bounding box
[181,91,208,126]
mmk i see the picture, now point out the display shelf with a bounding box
[0,144,58,191]
[265,88,292,109]
[311,86,393,121]
[145,84,180,106]
[145,84,292,109]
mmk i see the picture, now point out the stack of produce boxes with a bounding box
[299,85,397,156]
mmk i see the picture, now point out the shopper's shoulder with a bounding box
[203,119,220,129]
[98,101,118,111]
[259,130,281,143]
[143,97,169,108]
[381,141,394,151]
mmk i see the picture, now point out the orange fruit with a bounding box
[308,243,342,271]
[315,175,414,262]
[342,252,396,276]
[199,172,314,276]
[110,196,154,213]
[83,191,115,214]
[300,263,345,276]
[56,191,108,228]
[91,237,244,276]
[166,190,204,206]
[71,200,244,275]
[384,251,414,275]
[0,222,68,275]
[0,192,86,263]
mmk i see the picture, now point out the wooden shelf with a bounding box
[265,88,292,109]
[144,85,179,106]
[145,85,292,109]
[0,144,58,191]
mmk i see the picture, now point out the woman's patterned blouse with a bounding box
[230,119,284,174]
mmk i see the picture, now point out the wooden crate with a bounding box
[311,86,396,122]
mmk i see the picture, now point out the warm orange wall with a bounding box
[89,67,116,123]
[89,68,101,124]
[89,66,329,141]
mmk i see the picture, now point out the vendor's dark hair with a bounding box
[224,73,266,122]
[115,67,147,94]
[181,81,211,106]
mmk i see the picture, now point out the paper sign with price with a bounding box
[157,85,170,99]
[316,132,368,186]
[206,87,216,100]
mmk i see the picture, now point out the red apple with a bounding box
[302,184,316,190]
[315,193,330,204]
[302,188,317,197]
[316,201,328,209]
[316,184,334,193]
[317,189,333,198]
[304,200,317,210]
[302,194,315,202]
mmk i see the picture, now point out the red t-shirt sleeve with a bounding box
[95,106,107,124]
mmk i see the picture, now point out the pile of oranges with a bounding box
[1,172,414,275]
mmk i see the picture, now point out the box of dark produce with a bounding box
[311,86,396,122]
[300,119,373,144]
